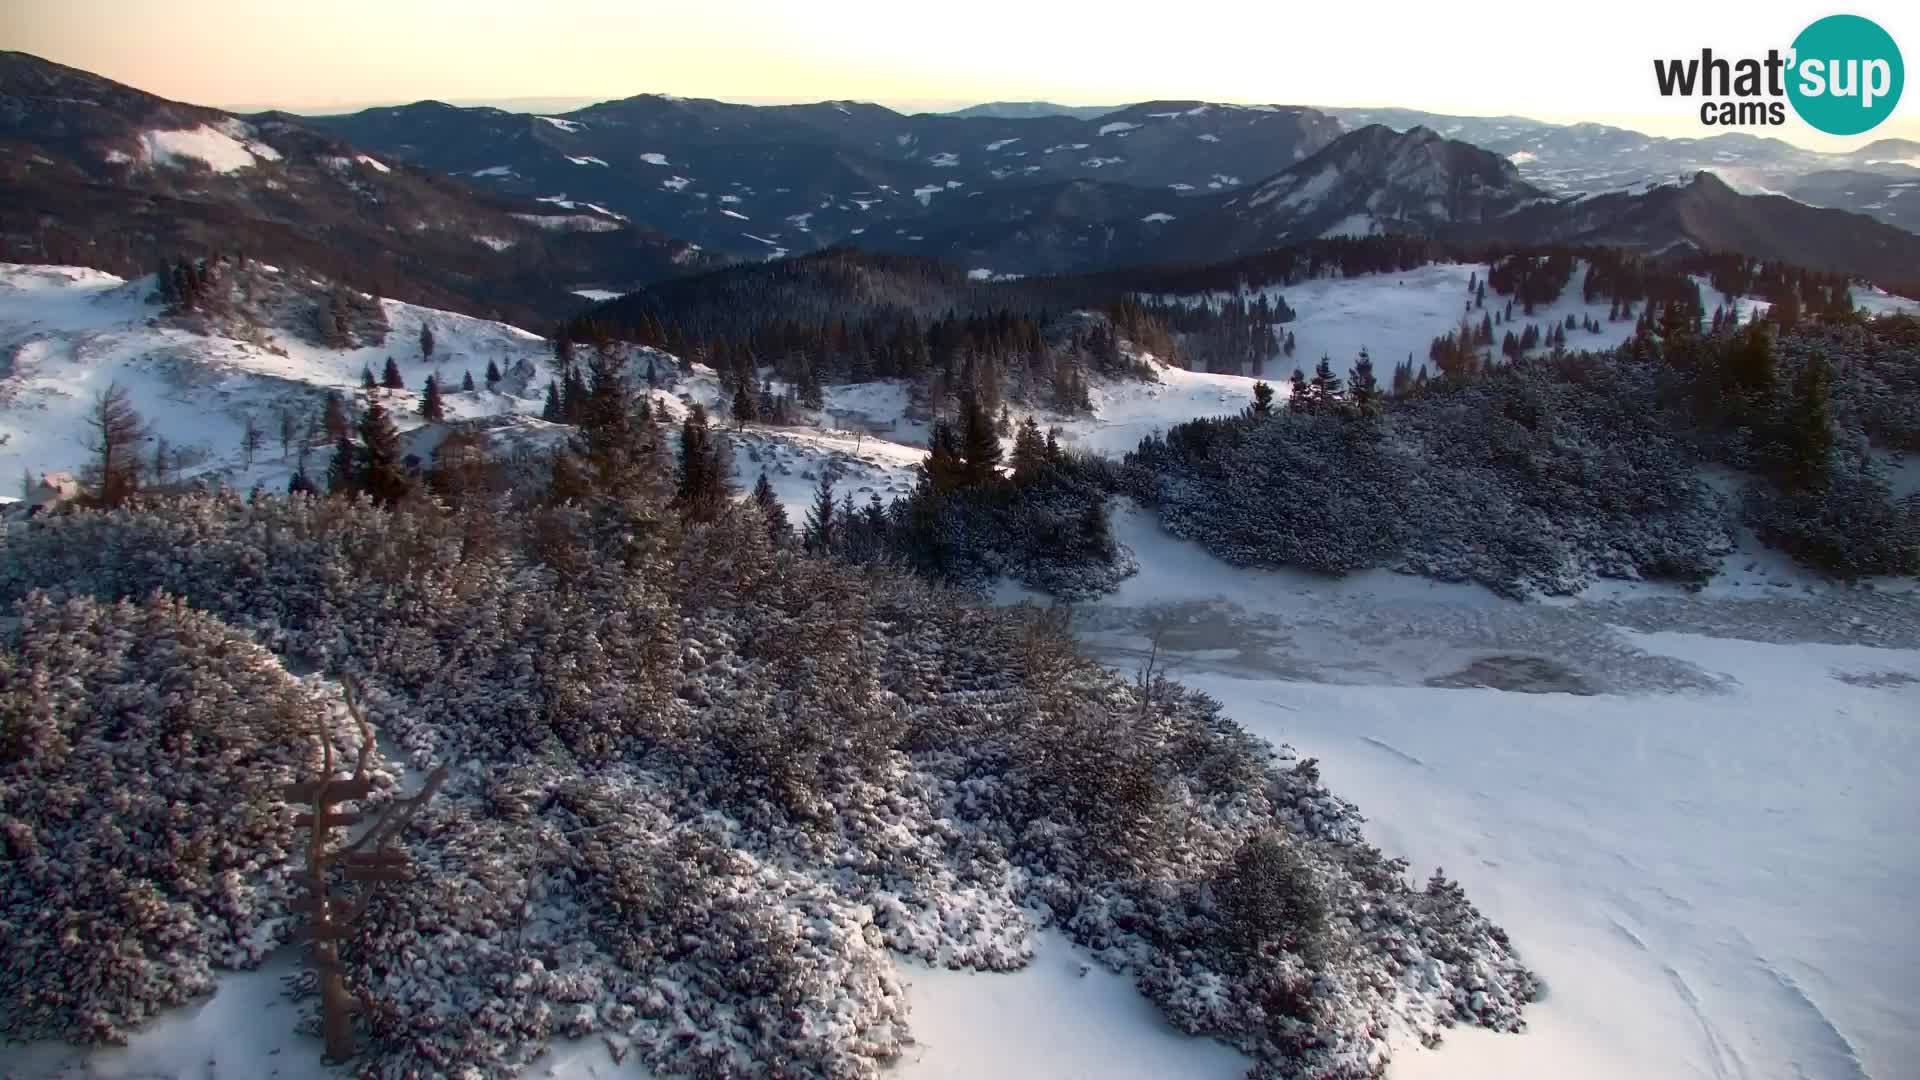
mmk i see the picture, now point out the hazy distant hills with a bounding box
[3,51,1917,297]
[942,101,1119,121]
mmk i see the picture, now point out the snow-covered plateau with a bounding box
[2,262,1915,1080]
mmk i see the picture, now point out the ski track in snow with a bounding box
[1356,733,1427,769]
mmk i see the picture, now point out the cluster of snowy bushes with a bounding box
[886,450,1138,600]
[1123,316,1920,594]
[0,593,388,1044]
[1,489,1536,1078]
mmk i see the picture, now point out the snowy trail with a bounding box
[1050,506,1920,1080]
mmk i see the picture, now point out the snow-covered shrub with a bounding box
[1743,469,1920,579]
[0,592,371,1043]
[1,492,1537,1078]
[1219,831,1330,957]
[1127,344,1749,595]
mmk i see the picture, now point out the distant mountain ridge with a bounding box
[0,51,715,328]
[303,93,1346,260]
[4,51,1918,300]
[942,101,1119,120]
[1328,106,1920,232]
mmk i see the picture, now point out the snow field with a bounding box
[1053,502,1920,1080]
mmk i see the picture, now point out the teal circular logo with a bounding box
[1787,15,1903,136]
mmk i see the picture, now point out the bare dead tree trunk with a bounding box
[287,676,447,1064]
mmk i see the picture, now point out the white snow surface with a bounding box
[0,263,553,493]
[1159,262,1640,377]
[894,930,1250,1077]
[139,124,279,173]
[1098,121,1142,135]
[1035,505,1920,1080]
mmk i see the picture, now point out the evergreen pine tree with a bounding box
[753,472,790,546]
[323,390,350,441]
[799,362,825,411]
[676,402,724,519]
[461,370,476,393]
[358,399,408,506]
[381,357,404,391]
[419,375,446,421]
[485,359,502,389]
[326,434,359,496]
[958,391,1002,487]
[1010,415,1048,482]
[731,381,756,430]
[803,466,837,552]
[542,380,563,422]
[1784,355,1834,488]
[1348,351,1380,418]
[419,322,435,359]
[362,366,377,391]
[924,420,967,493]
[577,346,638,491]
[1251,381,1275,418]
[1288,368,1310,412]
[1309,358,1343,412]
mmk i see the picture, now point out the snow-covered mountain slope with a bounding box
[1222,126,1547,244]
[305,92,1342,263]
[0,263,561,494]
[0,263,1264,515]
[1152,261,1646,381]
[13,257,1907,509]
[1327,107,1920,233]
[0,52,715,329]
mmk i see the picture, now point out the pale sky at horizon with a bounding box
[4,0,1916,152]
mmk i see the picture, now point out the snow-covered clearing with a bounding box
[138,124,279,173]
[0,264,553,494]
[1161,262,1643,376]
[1013,503,1920,1080]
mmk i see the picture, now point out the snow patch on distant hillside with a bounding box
[139,125,278,174]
